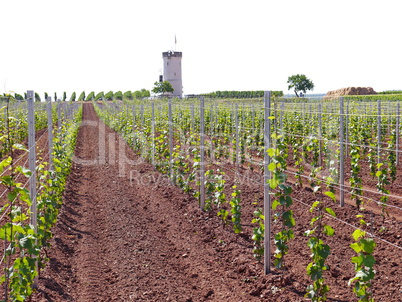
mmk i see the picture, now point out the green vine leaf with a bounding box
[352,229,366,241]
[12,143,28,152]
[325,207,336,217]
[324,191,336,202]
[323,225,335,236]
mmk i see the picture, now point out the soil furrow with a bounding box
[33,103,402,302]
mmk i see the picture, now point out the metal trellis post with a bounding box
[263,91,271,274]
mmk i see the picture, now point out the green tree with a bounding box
[133,89,150,99]
[152,81,174,95]
[287,74,314,97]
[272,91,284,98]
[35,92,41,102]
[140,88,150,98]
[104,91,113,100]
[63,91,67,101]
[133,90,141,99]
[70,92,76,102]
[78,91,85,101]
[54,92,57,101]
[114,91,123,100]
[95,91,104,101]
[86,91,95,101]
[14,93,24,100]
[44,92,49,101]
[123,91,133,100]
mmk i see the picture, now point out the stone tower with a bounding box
[162,50,182,98]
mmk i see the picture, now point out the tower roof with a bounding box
[162,50,182,58]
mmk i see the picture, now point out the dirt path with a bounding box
[33,103,271,301]
[32,103,402,302]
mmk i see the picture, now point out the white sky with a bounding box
[1,0,401,98]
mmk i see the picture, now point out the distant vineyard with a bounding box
[201,90,284,99]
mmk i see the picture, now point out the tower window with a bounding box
[167,62,169,66]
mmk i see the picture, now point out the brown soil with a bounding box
[32,103,402,301]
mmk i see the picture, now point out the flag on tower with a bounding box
[175,35,177,45]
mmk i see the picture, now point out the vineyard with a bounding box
[1,92,402,301]
[0,93,81,301]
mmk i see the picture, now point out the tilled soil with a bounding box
[33,103,402,301]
